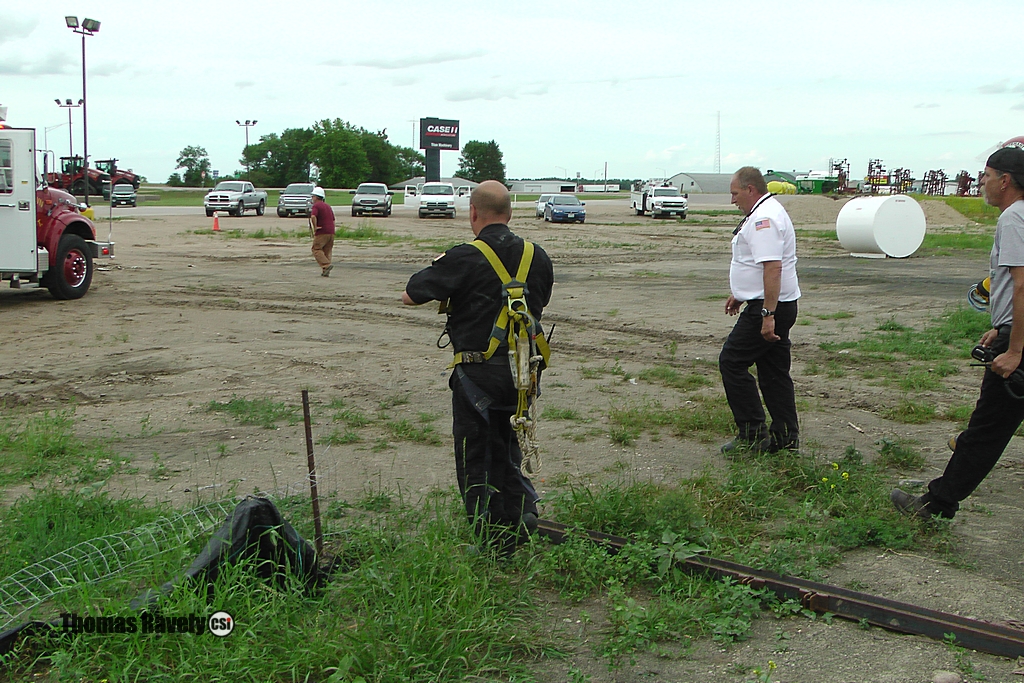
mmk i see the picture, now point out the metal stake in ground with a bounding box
[301,390,324,557]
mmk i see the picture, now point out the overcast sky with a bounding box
[3,0,1022,185]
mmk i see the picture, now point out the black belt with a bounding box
[456,351,508,365]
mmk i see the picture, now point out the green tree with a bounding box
[456,140,506,184]
[307,119,370,188]
[394,146,425,181]
[175,145,211,187]
[241,128,314,187]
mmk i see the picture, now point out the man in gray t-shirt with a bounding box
[892,147,1024,519]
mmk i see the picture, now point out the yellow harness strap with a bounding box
[448,240,550,369]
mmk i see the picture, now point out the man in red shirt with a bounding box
[309,187,335,277]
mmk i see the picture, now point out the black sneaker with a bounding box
[720,437,756,454]
[890,488,935,520]
[756,436,799,454]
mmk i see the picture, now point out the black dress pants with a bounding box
[926,327,1024,517]
[450,365,538,535]
[718,300,799,444]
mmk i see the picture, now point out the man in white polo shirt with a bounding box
[719,166,801,454]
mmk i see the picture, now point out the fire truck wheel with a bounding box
[256,199,265,216]
[47,234,93,300]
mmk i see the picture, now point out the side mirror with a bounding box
[581,202,586,206]
[683,193,688,199]
[349,190,356,194]
[387,191,394,195]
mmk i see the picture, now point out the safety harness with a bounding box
[446,239,551,473]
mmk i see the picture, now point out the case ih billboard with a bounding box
[420,118,460,151]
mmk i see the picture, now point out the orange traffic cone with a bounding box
[212,211,220,232]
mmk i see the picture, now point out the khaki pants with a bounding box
[312,234,334,270]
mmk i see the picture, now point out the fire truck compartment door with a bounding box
[0,129,38,272]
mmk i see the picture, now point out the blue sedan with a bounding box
[544,195,586,223]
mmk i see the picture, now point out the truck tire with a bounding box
[384,206,391,217]
[235,201,244,217]
[351,207,358,217]
[681,211,687,220]
[277,208,286,217]
[47,233,93,300]
[418,209,426,218]
[449,210,456,219]
[207,209,214,218]
[256,200,265,216]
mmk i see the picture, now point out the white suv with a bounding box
[535,194,554,218]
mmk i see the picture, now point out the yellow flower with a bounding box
[842,472,850,480]
[830,484,836,490]
[821,477,828,483]
[831,462,839,470]
[768,660,777,670]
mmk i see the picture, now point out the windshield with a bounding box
[537,195,553,203]
[552,196,581,205]
[113,184,134,192]
[357,184,386,195]
[214,181,245,192]
[653,188,679,197]
[284,183,314,194]
[423,185,454,195]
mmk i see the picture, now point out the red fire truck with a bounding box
[0,113,114,299]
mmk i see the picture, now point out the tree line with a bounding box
[169,120,509,188]
[167,119,427,188]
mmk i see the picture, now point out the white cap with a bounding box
[312,186,325,198]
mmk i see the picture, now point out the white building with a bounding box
[666,172,735,194]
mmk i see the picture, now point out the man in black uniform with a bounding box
[402,180,553,551]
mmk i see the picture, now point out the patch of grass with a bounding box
[0,409,127,486]
[816,311,854,320]
[920,231,993,252]
[607,396,733,444]
[821,308,989,363]
[322,429,361,445]
[206,395,300,429]
[637,366,713,391]
[383,419,442,446]
[884,399,937,424]
[920,195,1001,225]
[875,437,926,470]
[378,394,411,410]
[544,406,589,421]
[943,403,973,427]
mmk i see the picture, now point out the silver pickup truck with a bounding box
[204,181,268,217]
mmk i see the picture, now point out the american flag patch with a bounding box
[754,218,771,230]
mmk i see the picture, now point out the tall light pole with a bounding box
[55,99,82,196]
[236,119,257,180]
[555,165,567,179]
[65,16,99,206]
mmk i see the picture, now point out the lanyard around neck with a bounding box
[733,193,775,235]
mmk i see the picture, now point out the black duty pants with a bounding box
[718,299,799,444]
[926,327,1024,517]
[450,366,538,534]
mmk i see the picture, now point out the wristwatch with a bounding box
[761,308,775,317]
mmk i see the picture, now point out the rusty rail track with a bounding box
[536,519,1024,658]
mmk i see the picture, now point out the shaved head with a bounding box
[470,180,512,227]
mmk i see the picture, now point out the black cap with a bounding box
[987,147,1024,174]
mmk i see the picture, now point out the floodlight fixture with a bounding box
[82,18,100,32]
[65,16,78,28]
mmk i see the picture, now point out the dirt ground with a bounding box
[3,195,1023,682]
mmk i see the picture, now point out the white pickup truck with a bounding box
[204,181,268,217]
[631,181,688,219]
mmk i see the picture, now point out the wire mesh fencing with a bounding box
[0,445,341,633]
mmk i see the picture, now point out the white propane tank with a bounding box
[835,195,926,258]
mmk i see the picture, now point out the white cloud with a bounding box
[0,50,69,76]
[914,103,939,109]
[328,49,487,70]
[444,86,517,102]
[978,79,1009,94]
[0,16,38,45]
[235,80,256,89]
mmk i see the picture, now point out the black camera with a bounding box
[972,345,996,364]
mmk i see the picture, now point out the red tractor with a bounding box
[46,155,110,199]
[95,158,140,190]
